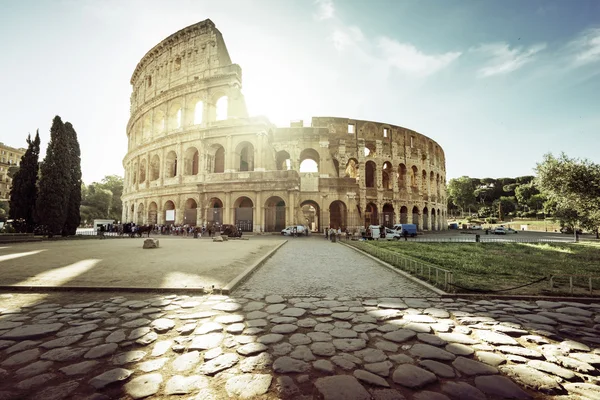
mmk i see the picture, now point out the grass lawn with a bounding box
[351,241,600,295]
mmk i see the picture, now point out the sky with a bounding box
[1,0,599,184]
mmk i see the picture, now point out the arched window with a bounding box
[216,96,228,121]
[194,101,203,125]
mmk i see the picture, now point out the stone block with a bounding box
[143,238,159,249]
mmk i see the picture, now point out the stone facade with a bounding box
[122,19,447,232]
[0,142,26,201]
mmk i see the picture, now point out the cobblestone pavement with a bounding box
[1,292,599,400]
[235,238,436,298]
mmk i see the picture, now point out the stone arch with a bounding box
[299,148,320,173]
[345,158,359,179]
[165,150,177,178]
[400,205,408,224]
[382,203,394,228]
[184,198,198,226]
[164,200,176,224]
[148,202,158,225]
[301,200,320,232]
[382,161,393,190]
[412,206,419,228]
[365,161,376,188]
[365,202,378,226]
[138,203,146,225]
[150,155,160,181]
[437,209,441,230]
[207,197,223,227]
[265,196,286,232]
[132,162,138,185]
[411,166,418,188]
[431,208,437,231]
[208,144,225,173]
[422,170,428,194]
[153,109,166,135]
[276,150,291,170]
[168,101,182,130]
[130,204,135,222]
[398,163,407,189]
[364,142,376,158]
[235,141,254,172]
[194,100,203,125]
[216,95,228,121]
[329,200,347,230]
[234,196,254,232]
[142,113,152,141]
[184,146,199,175]
[139,159,147,183]
[423,206,429,230]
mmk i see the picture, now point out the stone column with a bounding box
[225,192,232,225]
[255,191,262,232]
[177,142,184,183]
[160,147,165,185]
[289,191,296,225]
[176,197,184,225]
[145,153,150,189]
[225,135,233,172]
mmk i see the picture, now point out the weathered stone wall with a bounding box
[122,20,447,232]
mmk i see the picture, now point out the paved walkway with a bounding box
[235,238,436,298]
[0,292,599,399]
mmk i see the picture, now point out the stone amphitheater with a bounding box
[121,19,448,233]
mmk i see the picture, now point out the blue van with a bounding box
[393,224,418,237]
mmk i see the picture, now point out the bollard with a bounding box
[475,234,480,242]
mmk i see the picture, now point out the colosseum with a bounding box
[122,19,447,233]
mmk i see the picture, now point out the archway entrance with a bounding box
[365,202,378,227]
[382,203,394,228]
[400,206,408,224]
[137,203,145,225]
[164,201,176,224]
[234,196,254,232]
[412,206,419,229]
[184,199,198,226]
[431,208,437,231]
[301,200,320,232]
[265,197,286,232]
[207,198,223,228]
[423,207,429,230]
[329,200,347,230]
[147,202,157,225]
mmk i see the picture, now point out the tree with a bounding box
[99,175,123,221]
[536,153,600,238]
[8,131,40,232]
[36,116,71,236]
[493,196,517,220]
[80,184,113,224]
[62,122,82,235]
[447,176,475,216]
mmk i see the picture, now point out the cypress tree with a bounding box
[62,122,82,235]
[36,116,71,237]
[9,131,40,232]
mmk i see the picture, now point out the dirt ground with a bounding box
[0,237,284,291]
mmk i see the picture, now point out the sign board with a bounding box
[165,210,175,222]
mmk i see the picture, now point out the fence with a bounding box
[348,242,454,292]
[409,236,570,243]
[75,229,120,237]
[548,274,600,295]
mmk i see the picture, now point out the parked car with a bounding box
[560,226,582,234]
[281,225,308,236]
[470,225,483,230]
[506,228,518,234]
[493,227,506,235]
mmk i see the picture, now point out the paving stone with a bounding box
[416,333,446,346]
[122,318,151,328]
[308,332,332,342]
[150,318,175,333]
[445,343,474,356]
[271,342,293,356]
[30,381,79,400]
[84,343,118,359]
[440,381,486,400]
[265,295,285,304]
[105,329,126,343]
[410,344,456,361]
[419,359,455,378]
[172,351,201,372]
[382,329,416,343]
[389,354,414,364]
[473,329,518,345]
[198,353,239,375]
[123,373,162,399]
[354,348,386,363]
[290,345,316,361]
[331,328,358,338]
[527,360,576,380]
[500,365,565,395]
[246,318,268,327]
[240,352,273,372]
[495,345,542,359]
[270,316,298,324]
[15,360,54,379]
[194,322,224,335]
[518,314,558,325]
[225,323,245,334]
[112,350,146,365]
[333,338,367,352]
[237,342,268,356]
[256,333,284,344]
[212,302,242,312]
[452,356,498,375]
[273,356,311,373]
[59,360,100,376]
[365,360,394,377]
[189,333,224,350]
[554,355,596,373]
[225,373,272,398]
[404,323,432,333]
[271,324,298,334]
[475,351,506,367]
[279,307,305,317]
[136,331,158,345]
[297,318,318,328]
[138,357,168,373]
[413,391,449,400]
[311,342,337,356]
[424,308,450,318]
[563,383,600,399]
[2,323,64,339]
[315,375,371,400]
[275,376,300,397]
[331,355,357,370]
[16,372,58,390]
[569,352,600,365]
[89,368,132,389]
[0,321,23,330]
[392,364,437,388]
[436,332,478,345]
[0,340,16,350]
[164,375,208,395]
[473,375,532,399]
[2,348,41,366]
[128,327,151,340]
[354,369,389,387]
[375,340,399,353]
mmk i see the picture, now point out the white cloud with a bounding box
[473,42,547,77]
[570,27,600,66]
[377,36,461,77]
[314,0,334,21]
[331,26,364,51]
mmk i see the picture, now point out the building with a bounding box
[0,142,26,201]
[122,20,447,232]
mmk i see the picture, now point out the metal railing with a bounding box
[349,242,454,292]
[549,274,600,295]
[408,237,569,243]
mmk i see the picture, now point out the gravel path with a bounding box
[235,237,436,297]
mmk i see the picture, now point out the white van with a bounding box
[281,225,308,236]
[368,225,401,240]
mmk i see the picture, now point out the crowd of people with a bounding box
[97,223,224,238]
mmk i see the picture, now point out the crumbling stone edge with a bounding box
[221,239,288,295]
